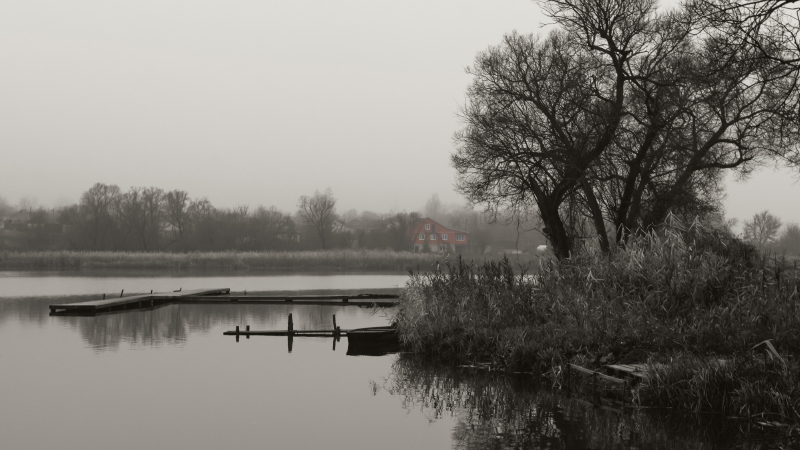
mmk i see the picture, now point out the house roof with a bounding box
[415,218,469,234]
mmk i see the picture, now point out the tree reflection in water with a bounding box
[2,295,386,350]
[379,355,777,449]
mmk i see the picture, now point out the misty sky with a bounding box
[2,0,798,226]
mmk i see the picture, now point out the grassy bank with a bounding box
[0,249,441,271]
[0,249,540,272]
[394,216,800,426]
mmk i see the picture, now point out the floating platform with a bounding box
[50,290,399,315]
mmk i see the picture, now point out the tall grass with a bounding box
[394,215,800,424]
[0,249,440,271]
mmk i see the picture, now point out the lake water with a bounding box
[0,271,770,449]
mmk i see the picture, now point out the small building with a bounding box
[411,218,469,253]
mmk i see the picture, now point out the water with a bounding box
[0,271,774,449]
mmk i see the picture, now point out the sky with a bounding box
[1,0,799,227]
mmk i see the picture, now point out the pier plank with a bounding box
[49,288,230,313]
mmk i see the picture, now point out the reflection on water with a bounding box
[380,356,779,449]
[0,295,392,350]
[1,273,786,449]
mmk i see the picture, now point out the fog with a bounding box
[1,0,798,224]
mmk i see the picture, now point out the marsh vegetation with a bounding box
[395,217,800,429]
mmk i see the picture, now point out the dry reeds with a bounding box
[395,215,800,424]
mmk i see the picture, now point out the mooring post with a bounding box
[120,289,124,298]
[621,380,627,406]
[332,314,337,331]
[150,290,153,294]
[235,325,240,343]
[288,335,293,353]
[566,364,571,397]
[288,313,293,334]
[246,325,250,339]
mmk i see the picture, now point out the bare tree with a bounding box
[454,0,800,259]
[164,190,190,242]
[297,189,338,249]
[424,194,446,222]
[743,210,782,247]
[80,183,121,250]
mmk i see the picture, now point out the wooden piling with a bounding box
[246,325,250,339]
[565,363,571,397]
[120,289,124,298]
[621,380,627,406]
[288,313,293,334]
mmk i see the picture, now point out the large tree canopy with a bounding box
[453,0,800,259]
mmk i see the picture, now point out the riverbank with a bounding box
[0,249,432,271]
[0,249,541,272]
[394,217,800,430]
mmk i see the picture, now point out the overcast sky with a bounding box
[1,0,798,227]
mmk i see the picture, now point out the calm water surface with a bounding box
[0,271,767,449]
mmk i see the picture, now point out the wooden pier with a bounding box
[50,290,399,315]
[222,313,401,355]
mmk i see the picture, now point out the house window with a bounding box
[442,234,447,240]
[430,234,436,240]
[419,234,425,240]
[456,234,465,241]
[425,223,431,230]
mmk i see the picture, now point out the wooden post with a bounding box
[621,380,627,406]
[235,325,240,343]
[120,289,124,298]
[246,325,250,339]
[333,314,337,330]
[566,364,571,397]
[150,290,153,294]
[288,334,293,353]
[288,313,293,334]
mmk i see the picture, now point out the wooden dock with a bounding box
[49,288,230,314]
[49,290,399,315]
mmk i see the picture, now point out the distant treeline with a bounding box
[0,183,545,254]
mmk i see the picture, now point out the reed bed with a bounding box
[394,216,800,425]
[0,249,441,271]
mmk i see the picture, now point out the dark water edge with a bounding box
[384,356,798,449]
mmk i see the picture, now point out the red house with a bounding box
[411,218,469,253]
